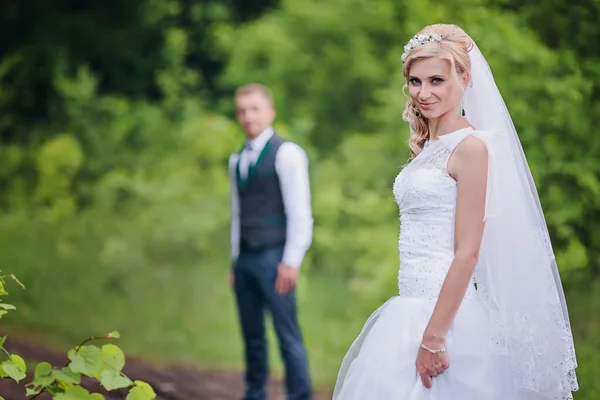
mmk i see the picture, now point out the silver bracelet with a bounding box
[420,343,446,354]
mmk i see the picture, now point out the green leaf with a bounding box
[0,280,7,296]
[99,369,133,390]
[48,382,63,394]
[11,353,26,368]
[90,394,105,400]
[26,386,42,395]
[54,367,80,391]
[0,335,6,348]
[29,361,54,388]
[1,354,26,382]
[126,380,156,400]
[68,345,102,377]
[101,344,125,372]
[34,361,53,377]
[2,362,26,382]
[56,379,74,391]
[126,387,152,400]
[0,303,16,310]
[54,386,91,400]
[54,367,81,384]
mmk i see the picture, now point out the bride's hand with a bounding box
[415,341,449,388]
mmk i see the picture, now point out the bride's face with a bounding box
[407,57,466,120]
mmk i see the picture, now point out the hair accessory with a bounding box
[401,34,443,63]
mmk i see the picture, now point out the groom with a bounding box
[227,83,313,400]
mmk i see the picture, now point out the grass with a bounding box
[562,276,600,399]
[0,214,371,390]
[2,214,600,398]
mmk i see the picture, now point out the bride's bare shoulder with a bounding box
[448,135,488,178]
[453,135,488,160]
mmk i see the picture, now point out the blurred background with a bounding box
[0,0,599,398]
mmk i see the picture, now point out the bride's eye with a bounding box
[431,78,443,84]
[409,78,421,85]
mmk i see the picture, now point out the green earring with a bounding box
[462,108,465,116]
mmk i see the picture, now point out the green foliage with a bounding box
[0,274,156,399]
[495,0,600,277]
[0,0,600,397]
[34,134,84,222]
[1,0,597,288]
[217,0,407,152]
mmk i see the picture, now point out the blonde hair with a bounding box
[235,83,274,106]
[401,24,473,160]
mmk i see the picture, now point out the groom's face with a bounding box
[407,57,465,120]
[235,91,276,139]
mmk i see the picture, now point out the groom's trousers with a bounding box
[234,244,312,400]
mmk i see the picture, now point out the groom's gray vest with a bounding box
[237,134,287,251]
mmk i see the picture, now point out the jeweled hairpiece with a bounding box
[401,33,443,63]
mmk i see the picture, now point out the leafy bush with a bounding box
[0,273,156,400]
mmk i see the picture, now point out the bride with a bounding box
[332,24,578,399]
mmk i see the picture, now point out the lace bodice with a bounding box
[393,128,476,299]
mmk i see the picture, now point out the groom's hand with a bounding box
[228,262,235,289]
[275,264,299,295]
[228,270,235,288]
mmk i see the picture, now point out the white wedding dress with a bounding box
[333,127,520,399]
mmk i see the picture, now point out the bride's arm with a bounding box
[423,135,488,347]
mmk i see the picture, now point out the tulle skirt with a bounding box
[332,296,519,400]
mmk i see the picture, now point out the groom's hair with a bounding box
[235,83,274,106]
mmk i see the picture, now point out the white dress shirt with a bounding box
[228,127,313,268]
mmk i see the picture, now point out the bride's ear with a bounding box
[461,71,471,91]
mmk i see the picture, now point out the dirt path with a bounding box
[0,338,330,400]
